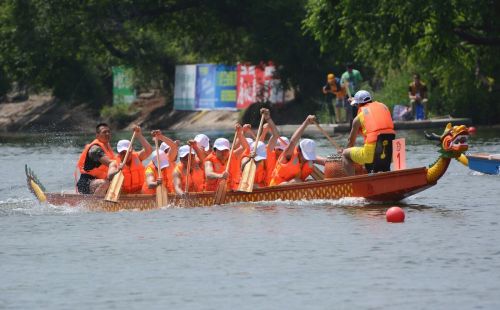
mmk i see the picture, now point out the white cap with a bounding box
[178,145,195,158]
[194,134,210,151]
[213,138,230,151]
[245,137,254,145]
[117,140,131,153]
[251,141,267,161]
[159,142,170,152]
[275,136,289,150]
[151,152,169,169]
[352,90,372,105]
[299,139,317,160]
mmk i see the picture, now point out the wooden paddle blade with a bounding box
[156,186,169,207]
[238,160,257,192]
[214,180,228,205]
[311,165,324,180]
[105,172,124,203]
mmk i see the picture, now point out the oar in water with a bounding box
[214,131,238,205]
[104,132,136,203]
[238,114,266,192]
[154,138,168,207]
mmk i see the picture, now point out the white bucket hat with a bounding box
[151,152,169,169]
[194,134,210,152]
[159,142,170,153]
[275,136,289,150]
[213,138,230,151]
[251,141,267,161]
[116,140,131,153]
[178,145,195,158]
[299,139,317,161]
[352,90,372,105]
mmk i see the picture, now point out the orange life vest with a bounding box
[269,148,314,186]
[115,152,145,194]
[358,101,395,143]
[254,161,268,188]
[141,162,174,194]
[174,160,205,192]
[205,152,233,192]
[229,152,243,190]
[77,139,115,179]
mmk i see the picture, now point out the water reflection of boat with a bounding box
[465,153,500,175]
[26,124,470,211]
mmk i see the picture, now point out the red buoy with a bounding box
[386,206,405,223]
[468,126,477,135]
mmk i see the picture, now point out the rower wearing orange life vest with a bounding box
[173,143,206,195]
[193,133,210,162]
[152,131,179,193]
[240,108,279,187]
[107,125,153,194]
[204,124,248,192]
[76,123,116,195]
[269,115,326,186]
[142,152,171,194]
[342,90,395,176]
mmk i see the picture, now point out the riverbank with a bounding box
[0,94,474,133]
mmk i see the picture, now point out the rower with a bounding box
[194,133,210,162]
[173,143,206,195]
[205,124,248,192]
[107,125,152,194]
[142,152,171,194]
[76,123,116,195]
[269,115,326,186]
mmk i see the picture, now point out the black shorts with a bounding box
[77,174,96,194]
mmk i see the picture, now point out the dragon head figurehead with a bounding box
[425,123,469,158]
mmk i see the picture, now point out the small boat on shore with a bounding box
[26,124,470,211]
[465,153,500,175]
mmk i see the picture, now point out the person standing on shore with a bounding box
[322,73,347,123]
[76,123,116,195]
[341,63,363,124]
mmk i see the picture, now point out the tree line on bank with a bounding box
[0,0,498,124]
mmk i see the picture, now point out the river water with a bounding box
[1,127,499,309]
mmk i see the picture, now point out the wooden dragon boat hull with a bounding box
[466,153,500,175]
[38,167,432,211]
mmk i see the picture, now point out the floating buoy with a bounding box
[468,126,477,135]
[386,206,405,223]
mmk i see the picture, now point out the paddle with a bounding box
[104,132,136,202]
[314,121,341,150]
[154,138,168,207]
[185,145,193,194]
[214,131,238,205]
[238,114,266,192]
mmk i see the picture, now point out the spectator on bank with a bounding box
[408,73,428,120]
[322,73,347,123]
[341,63,363,124]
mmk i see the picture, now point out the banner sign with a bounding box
[214,65,237,110]
[112,66,136,105]
[175,63,283,111]
[173,65,197,110]
[236,64,257,109]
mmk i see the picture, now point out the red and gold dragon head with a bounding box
[426,123,469,158]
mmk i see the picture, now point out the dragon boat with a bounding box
[26,124,470,211]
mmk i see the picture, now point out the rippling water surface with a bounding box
[1,128,499,309]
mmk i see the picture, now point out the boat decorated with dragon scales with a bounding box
[26,124,470,211]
